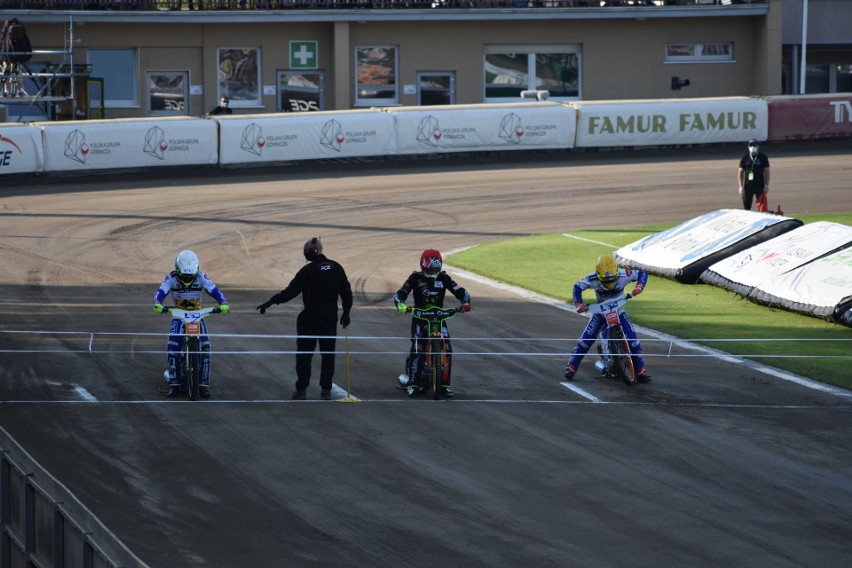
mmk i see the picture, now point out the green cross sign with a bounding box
[290,41,318,70]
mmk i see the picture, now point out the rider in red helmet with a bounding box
[393,249,471,398]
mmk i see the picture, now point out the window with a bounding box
[217,47,262,107]
[147,71,189,116]
[484,46,581,103]
[355,46,398,106]
[417,72,455,106]
[278,71,324,112]
[665,42,734,63]
[88,48,138,107]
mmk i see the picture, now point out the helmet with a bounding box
[304,237,322,261]
[175,250,200,285]
[420,249,443,277]
[595,255,618,290]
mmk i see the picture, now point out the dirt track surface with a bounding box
[2,141,852,567]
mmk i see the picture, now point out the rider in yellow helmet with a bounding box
[563,254,650,382]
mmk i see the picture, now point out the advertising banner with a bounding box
[0,124,43,175]
[748,247,852,325]
[614,209,803,284]
[389,103,575,154]
[575,98,767,148]
[767,95,852,141]
[40,117,217,172]
[700,221,852,296]
[216,110,395,165]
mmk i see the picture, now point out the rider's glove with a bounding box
[153,303,165,313]
[219,303,230,314]
[340,312,351,328]
[632,283,644,296]
[575,302,585,314]
[461,303,471,312]
[396,302,408,314]
[256,301,272,315]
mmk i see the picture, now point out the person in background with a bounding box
[256,238,352,401]
[209,96,232,115]
[153,250,230,399]
[738,138,770,212]
[563,254,650,383]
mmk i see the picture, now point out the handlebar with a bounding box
[162,306,222,315]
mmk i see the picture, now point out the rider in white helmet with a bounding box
[153,250,230,398]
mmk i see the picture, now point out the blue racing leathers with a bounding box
[154,271,227,385]
[566,268,647,374]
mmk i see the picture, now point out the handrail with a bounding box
[0,0,769,11]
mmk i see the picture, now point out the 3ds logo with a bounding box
[830,100,852,123]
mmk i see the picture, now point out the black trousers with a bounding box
[294,311,337,391]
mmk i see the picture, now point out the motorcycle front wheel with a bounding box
[609,328,636,385]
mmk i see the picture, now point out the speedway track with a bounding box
[2,141,852,567]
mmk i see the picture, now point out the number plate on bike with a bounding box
[605,312,619,327]
[185,322,201,335]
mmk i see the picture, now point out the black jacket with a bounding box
[268,254,352,320]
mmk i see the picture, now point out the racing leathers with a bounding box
[566,268,647,375]
[393,270,470,393]
[154,271,228,386]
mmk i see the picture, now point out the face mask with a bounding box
[749,146,758,154]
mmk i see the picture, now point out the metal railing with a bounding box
[1,428,149,568]
[0,0,768,11]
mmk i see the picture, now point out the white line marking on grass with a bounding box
[562,233,619,248]
[560,381,603,402]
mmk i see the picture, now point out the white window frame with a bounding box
[88,48,139,108]
[483,44,582,103]
[665,42,734,63]
[354,46,398,107]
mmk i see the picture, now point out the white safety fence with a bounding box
[1,330,850,360]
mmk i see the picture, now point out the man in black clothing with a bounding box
[256,237,352,401]
[209,96,233,115]
[738,138,770,212]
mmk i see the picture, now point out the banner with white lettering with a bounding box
[216,110,395,165]
[614,209,802,284]
[41,118,217,172]
[700,221,852,297]
[575,98,767,147]
[389,103,575,154]
[0,124,43,175]
[767,95,852,141]
[748,247,852,325]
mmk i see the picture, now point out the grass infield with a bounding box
[449,212,852,391]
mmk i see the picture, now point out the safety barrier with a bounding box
[0,428,149,568]
[1,330,850,360]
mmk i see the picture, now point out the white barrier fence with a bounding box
[0,97,770,175]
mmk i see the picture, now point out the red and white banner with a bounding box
[614,209,801,284]
[767,95,852,141]
[749,247,852,322]
[701,221,852,295]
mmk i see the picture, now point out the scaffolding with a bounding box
[0,17,87,122]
